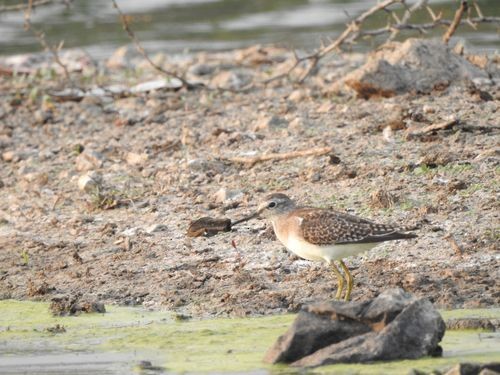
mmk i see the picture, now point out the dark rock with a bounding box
[264,288,445,367]
[444,363,500,375]
[263,301,372,364]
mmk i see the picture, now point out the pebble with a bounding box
[422,105,436,114]
[287,89,310,102]
[188,63,215,76]
[2,150,16,162]
[214,187,244,203]
[289,117,307,132]
[145,224,168,234]
[210,70,252,90]
[316,102,334,113]
[126,152,148,166]
[77,172,101,192]
[22,172,49,186]
[75,150,105,171]
[253,115,288,131]
[187,159,225,174]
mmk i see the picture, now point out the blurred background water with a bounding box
[0,0,498,58]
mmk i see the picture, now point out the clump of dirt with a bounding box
[0,42,498,317]
[49,296,106,316]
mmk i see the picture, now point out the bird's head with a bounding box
[256,193,296,219]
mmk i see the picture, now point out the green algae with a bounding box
[1,300,499,374]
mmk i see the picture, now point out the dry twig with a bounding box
[264,0,499,84]
[23,0,74,85]
[407,118,459,137]
[111,0,194,89]
[223,146,333,168]
[443,1,468,44]
[0,0,70,13]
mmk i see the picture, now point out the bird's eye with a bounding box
[268,201,277,208]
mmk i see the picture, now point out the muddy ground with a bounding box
[0,44,498,317]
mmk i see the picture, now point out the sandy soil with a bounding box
[0,45,499,317]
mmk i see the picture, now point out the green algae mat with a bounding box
[1,300,499,374]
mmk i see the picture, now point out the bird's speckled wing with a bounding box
[295,208,416,245]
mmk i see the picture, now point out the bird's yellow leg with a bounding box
[339,260,353,301]
[331,262,344,300]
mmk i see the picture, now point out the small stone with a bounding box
[472,77,494,86]
[385,105,406,130]
[77,172,101,192]
[75,150,105,171]
[126,151,148,166]
[422,105,436,114]
[253,115,288,131]
[145,224,167,234]
[289,117,307,132]
[288,89,310,102]
[22,172,49,186]
[383,126,394,143]
[33,110,53,125]
[2,150,16,162]
[187,159,225,174]
[188,63,215,76]
[317,102,334,113]
[214,187,244,203]
[210,70,252,90]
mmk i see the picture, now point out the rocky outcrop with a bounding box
[264,288,445,367]
[341,38,489,98]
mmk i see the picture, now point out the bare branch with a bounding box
[263,0,402,84]
[443,1,468,44]
[388,0,428,42]
[23,0,74,85]
[111,0,194,89]
[263,0,499,85]
[0,0,70,13]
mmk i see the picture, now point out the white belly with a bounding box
[284,234,376,263]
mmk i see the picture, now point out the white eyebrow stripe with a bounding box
[296,217,304,226]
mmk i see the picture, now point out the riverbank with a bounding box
[0,42,499,318]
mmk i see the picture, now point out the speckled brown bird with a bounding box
[256,193,417,301]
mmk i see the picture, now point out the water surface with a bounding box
[0,0,498,58]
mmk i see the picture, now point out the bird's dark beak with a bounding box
[231,211,259,226]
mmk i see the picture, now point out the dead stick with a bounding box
[110,0,192,89]
[407,119,459,137]
[224,146,333,167]
[0,0,69,13]
[443,1,468,44]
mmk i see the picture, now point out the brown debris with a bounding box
[370,188,397,209]
[49,296,106,316]
[406,119,459,138]
[187,217,232,237]
[443,234,464,257]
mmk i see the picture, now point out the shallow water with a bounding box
[0,0,498,58]
[1,300,499,374]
